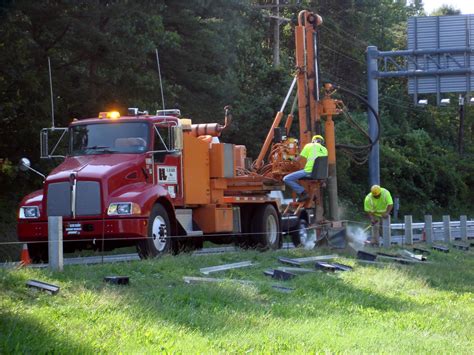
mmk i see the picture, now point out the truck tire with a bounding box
[137,203,173,259]
[290,218,309,247]
[27,242,48,263]
[250,204,281,250]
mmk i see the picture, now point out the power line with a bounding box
[320,43,365,67]
[320,70,434,114]
[322,17,371,48]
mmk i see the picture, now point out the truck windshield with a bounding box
[70,122,149,155]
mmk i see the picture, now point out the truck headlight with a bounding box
[107,202,141,216]
[19,206,40,219]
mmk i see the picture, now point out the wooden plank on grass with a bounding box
[200,261,255,275]
[276,266,315,273]
[183,276,253,285]
[290,254,339,263]
[278,257,302,266]
[377,255,424,264]
[399,249,426,261]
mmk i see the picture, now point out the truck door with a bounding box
[152,122,183,202]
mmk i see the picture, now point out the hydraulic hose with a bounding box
[332,85,381,150]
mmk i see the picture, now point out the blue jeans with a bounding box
[283,169,310,195]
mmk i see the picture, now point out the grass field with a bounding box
[1,245,473,353]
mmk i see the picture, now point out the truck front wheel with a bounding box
[251,204,281,250]
[137,203,173,259]
[27,242,48,263]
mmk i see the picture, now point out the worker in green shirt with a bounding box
[364,185,393,246]
[283,135,328,202]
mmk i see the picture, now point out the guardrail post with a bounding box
[404,215,413,245]
[424,215,433,244]
[443,215,451,243]
[460,215,467,242]
[382,215,391,247]
[48,216,63,271]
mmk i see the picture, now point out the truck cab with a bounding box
[18,110,186,261]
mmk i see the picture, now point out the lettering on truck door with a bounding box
[153,122,182,200]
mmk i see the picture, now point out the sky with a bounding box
[422,0,474,14]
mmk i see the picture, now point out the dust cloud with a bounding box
[346,225,369,250]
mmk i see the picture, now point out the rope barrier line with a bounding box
[0,221,361,246]
[3,220,471,252]
[13,219,462,249]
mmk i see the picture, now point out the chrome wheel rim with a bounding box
[266,214,278,245]
[152,215,168,252]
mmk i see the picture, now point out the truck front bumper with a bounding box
[18,218,148,242]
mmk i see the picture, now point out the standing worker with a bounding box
[364,185,393,246]
[283,135,328,202]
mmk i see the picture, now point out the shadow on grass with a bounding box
[0,310,96,353]
[3,245,472,348]
[0,269,98,353]
[39,249,420,338]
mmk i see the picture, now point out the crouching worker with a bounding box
[283,135,328,202]
[364,185,393,246]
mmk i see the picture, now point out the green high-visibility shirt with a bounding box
[300,142,328,173]
[364,188,393,217]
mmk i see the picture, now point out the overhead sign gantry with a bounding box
[366,14,474,185]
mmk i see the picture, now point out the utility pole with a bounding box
[273,0,280,67]
[367,46,380,186]
[253,1,292,68]
[458,94,465,155]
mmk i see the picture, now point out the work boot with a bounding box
[297,191,309,202]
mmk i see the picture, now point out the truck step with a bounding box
[186,231,203,236]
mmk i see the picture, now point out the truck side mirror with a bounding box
[40,127,68,159]
[172,125,183,150]
[19,157,31,172]
[18,157,46,180]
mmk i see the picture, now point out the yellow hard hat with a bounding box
[312,134,324,143]
[371,185,381,197]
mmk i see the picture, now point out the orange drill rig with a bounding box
[252,10,345,244]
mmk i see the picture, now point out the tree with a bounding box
[430,5,461,16]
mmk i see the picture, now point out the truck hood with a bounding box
[47,154,144,184]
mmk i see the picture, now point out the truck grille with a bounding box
[47,181,101,217]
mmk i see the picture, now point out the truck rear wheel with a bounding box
[250,204,281,250]
[290,218,309,247]
[137,203,174,259]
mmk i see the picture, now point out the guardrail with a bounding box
[383,215,473,246]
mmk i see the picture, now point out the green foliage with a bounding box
[0,0,473,230]
[1,248,473,352]
[429,5,462,16]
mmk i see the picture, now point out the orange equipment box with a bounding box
[210,143,235,178]
[193,205,233,233]
[234,145,247,172]
[183,134,211,204]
